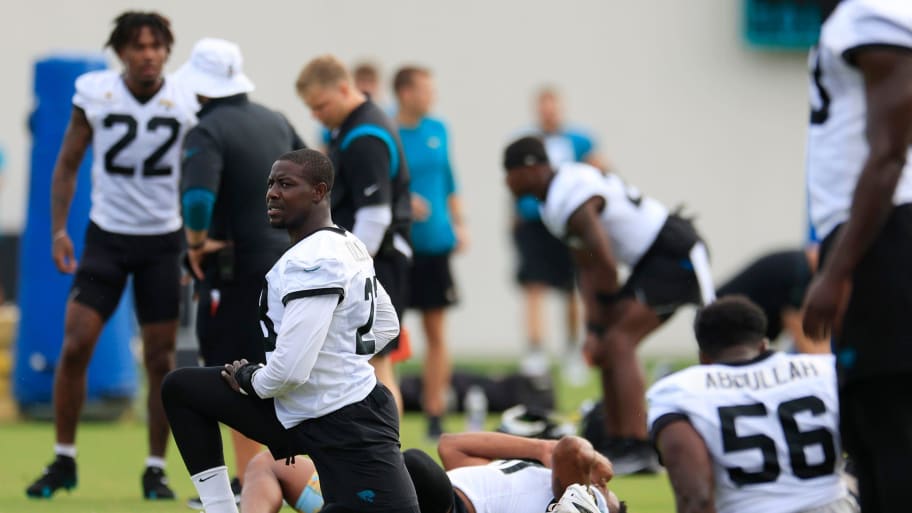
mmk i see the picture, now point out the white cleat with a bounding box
[547,484,601,513]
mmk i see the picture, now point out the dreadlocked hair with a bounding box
[105,11,174,53]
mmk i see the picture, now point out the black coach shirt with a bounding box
[327,100,411,253]
[181,94,306,277]
[716,249,812,341]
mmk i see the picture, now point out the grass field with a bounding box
[2,359,687,513]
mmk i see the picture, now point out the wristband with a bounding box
[187,240,205,250]
[235,363,264,397]
[52,230,67,242]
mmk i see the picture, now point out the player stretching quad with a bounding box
[503,136,714,474]
[27,11,197,500]
[161,149,419,513]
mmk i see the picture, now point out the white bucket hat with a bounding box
[175,38,254,98]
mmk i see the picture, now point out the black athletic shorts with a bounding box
[513,219,575,292]
[162,368,419,513]
[196,275,267,366]
[72,222,182,323]
[374,249,410,355]
[409,252,458,311]
[621,214,712,320]
[820,203,912,385]
[839,374,912,513]
[294,384,418,513]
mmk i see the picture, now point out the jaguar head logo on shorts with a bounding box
[357,489,376,503]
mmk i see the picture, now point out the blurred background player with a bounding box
[393,65,466,439]
[239,431,624,513]
[296,55,412,412]
[512,86,605,382]
[802,1,912,511]
[174,37,307,508]
[715,246,824,353]
[318,60,383,152]
[648,296,857,513]
[26,11,197,500]
[353,61,383,102]
[503,136,713,474]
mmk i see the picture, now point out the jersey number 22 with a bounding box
[103,114,180,176]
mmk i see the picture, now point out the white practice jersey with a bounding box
[255,227,397,428]
[806,0,912,240]
[647,352,847,513]
[447,460,609,513]
[74,70,197,235]
[540,162,668,266]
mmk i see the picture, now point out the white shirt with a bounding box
[540,162,668,266]
[806,0,912,240]
[253,227,398,428]
[647,352,847,513]
[447,460,609,513]
[73,70,197,235]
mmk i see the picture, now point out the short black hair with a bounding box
[105,11,174,53]
[393,66,430,94]
[403,449,454,513]
[694,296,768,358]
[276,149,335,191]
[503,136,550,170]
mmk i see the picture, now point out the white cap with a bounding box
[174,38,254,98]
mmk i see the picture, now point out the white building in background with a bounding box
[0,0,811,358]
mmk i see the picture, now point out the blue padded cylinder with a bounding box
[13,54,138,416]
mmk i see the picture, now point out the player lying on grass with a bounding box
[240,431,626,513]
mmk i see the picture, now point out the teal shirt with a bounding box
[399,117,457,254]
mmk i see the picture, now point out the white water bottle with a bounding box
[464,385,488,432]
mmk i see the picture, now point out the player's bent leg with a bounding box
[259,454,320,513]
[162,367,289,475]
[140,320,178,500]
[55,301,106,445]
[523,284,547,348]
[590,300,663,474]
[240,453,283,513]
[25,301,106,499]
[421,308,450,435]
[230,429,262,486]
[141,320,177,458]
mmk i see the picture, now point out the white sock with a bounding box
[146,456,166,470]
[54,444,76,458]
[190,466,238,513]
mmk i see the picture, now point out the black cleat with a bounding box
[609,439,662,476]
[26,455,77,498]
[185,476,241,510]
[142,466,176,500]
[427,416,444,441]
